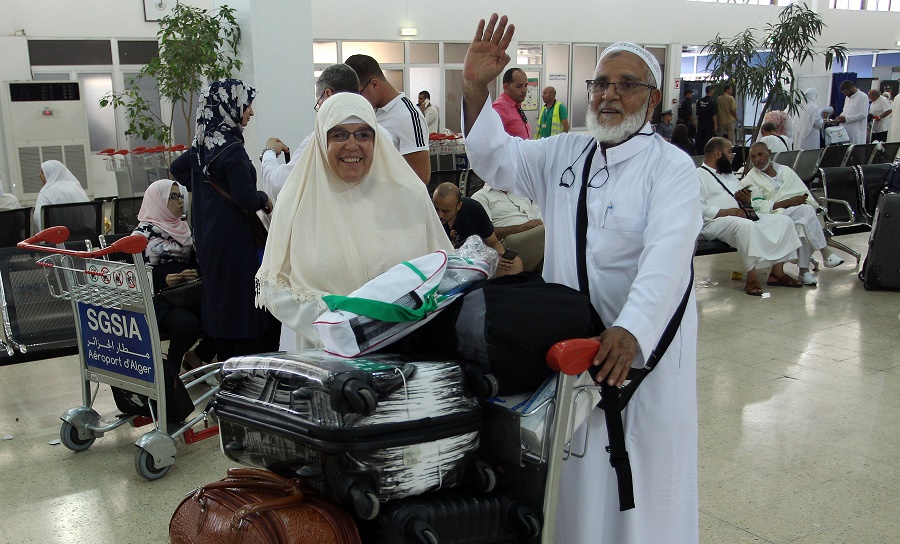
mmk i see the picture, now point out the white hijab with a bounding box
[34,160,90,231]
[41,160,88,196]
[256,93,451,305]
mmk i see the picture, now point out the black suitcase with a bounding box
[357,489,541,544]
[862,193,900,291]
[212,350,492,520]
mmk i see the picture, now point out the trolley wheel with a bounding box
[60,421,95,452]
[135,448,171,480]
[863,276,879,291]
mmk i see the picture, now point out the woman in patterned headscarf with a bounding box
[170,79,279,361]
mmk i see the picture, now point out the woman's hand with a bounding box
[165,273,184,287]
[181,269,199,281]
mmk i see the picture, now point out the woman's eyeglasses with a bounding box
[169,193,184,201]
[586,79,656,96]
[328,128,376,142]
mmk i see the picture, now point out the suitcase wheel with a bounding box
[294,465,321,478]
[508,503,541,538]
[342,379,378,415]
[461,363,499,398]
[224,441,246,452]
[404,519,439,544]
[468,459,497,493]
[863,275,880,291]
[349,481,380,520]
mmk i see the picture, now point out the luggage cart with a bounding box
[17,227,221,480]
[480,371,585,543]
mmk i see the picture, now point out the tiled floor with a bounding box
[1,232,897,543]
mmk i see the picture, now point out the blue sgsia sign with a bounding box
[77,302,155,383]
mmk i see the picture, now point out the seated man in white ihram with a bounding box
[742,141,844,286]
[697,138,802,296]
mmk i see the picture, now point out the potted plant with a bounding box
[100,4,242,147]
[701,2,847,142]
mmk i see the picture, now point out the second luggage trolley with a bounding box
[17,227,222,480]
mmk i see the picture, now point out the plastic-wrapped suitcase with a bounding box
[357,489,541,544]
[212,350,489,520]
[862,192,900,290]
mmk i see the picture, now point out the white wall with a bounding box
[220,0,315,164]
[310,1,899,51]
[2,0,899,187]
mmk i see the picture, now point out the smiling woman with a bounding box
[325,123,376,183]
[256,93,452,349]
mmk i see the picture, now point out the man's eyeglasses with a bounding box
[586,79,656,97]
[314,89,327,112]
[560,163,609,189]
[169,193,184,201]
[359,78,374,93]
[327,128,376,142]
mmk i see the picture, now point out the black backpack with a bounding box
[395,272,601,395]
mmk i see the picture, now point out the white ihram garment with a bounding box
[840,90,869,145]
[743,164,827,266]
[465,96,700,544]
[697,166,800,271]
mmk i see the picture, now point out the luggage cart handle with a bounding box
[18,227,148,256]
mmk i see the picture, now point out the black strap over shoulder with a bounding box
[575,144,694,511]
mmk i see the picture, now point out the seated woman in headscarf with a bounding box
[133,179,215,374]
[256,93,452,349]
[32,160,90,233]
[0,177,22,211]
[763,109,792,138]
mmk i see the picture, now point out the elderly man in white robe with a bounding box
[698,138,802,295]
[743,142,844,286]
[462,15,700,543]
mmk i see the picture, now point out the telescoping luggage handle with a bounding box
[322,261,447,323]
[18,226,148,257]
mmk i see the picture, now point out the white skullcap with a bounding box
[598,42,661,88]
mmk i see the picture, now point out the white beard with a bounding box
[585,106,647,145]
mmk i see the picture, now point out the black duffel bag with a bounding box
[396,272,600,395]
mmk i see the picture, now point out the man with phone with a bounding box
[697,138,802,295]
[432,182,523,275]
[743,141,844,285]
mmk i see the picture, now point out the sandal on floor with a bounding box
[744,278,763,296]
[766,273,803,288]
[181,350,203,372]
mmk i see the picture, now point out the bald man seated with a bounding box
[432,182,523,275]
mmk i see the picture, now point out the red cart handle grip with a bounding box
[18,227,148,256]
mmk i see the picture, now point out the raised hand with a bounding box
[462,14,515,134]
[463,14,515,86]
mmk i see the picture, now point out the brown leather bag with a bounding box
[169,468,362,544]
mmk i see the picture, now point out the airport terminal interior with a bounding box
[2,232,898,543]
[1,1,899,543]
